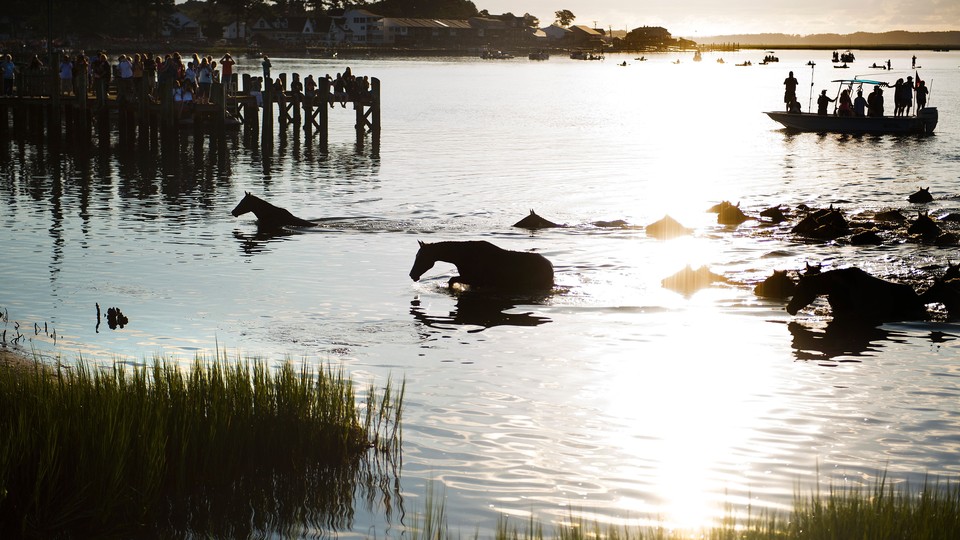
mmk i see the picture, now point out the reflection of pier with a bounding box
[0,71,380,152]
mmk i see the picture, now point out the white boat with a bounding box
[765,108,938,134]
[765,78,938,134]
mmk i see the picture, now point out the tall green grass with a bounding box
[410,473,960,540]
[0,354,403,538]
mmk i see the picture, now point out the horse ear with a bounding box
[245,191,250,195]
[418,240,425,247]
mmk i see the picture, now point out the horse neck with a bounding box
[247,196,281,219]
[427,242,471,266]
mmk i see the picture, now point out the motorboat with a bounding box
[481,49,514,59]
[570,50,604,60]
[765,78,938,134]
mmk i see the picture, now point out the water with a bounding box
[2,49,960,535]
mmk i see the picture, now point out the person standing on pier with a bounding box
[59,54,73,95]
[0,54,15,96]
[219,53,235,93]
[261,54,271,79]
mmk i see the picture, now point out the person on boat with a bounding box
[912,55,917,68]
[788,99,802,113]
[837,89,853,117]
[816,89,835,115]
[902,76,914,116]
[892,78,907,117]
[853,89,867,117]
[867,86,884,117]
[915,80,929,110]
[783,71,799,111]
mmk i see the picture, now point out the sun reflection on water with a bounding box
[596,311,791,529]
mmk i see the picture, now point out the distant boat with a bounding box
[570,50,604,60]
[481,49,514,59]
[735,60,752,66]
[716,57,725,64]
[765,78,938,135]
[834,63,850,69]
[693,50,702,62]
[635,56,647,61]
[528,50,549,61]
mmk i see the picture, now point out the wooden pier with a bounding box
[0,70,381,152]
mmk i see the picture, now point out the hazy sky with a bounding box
[476,0,960,37]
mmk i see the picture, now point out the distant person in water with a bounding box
[915,80,928,110]
[853,89,867,117]
[816,89,835,115]
[783,71,799,111]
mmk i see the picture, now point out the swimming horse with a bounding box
[231,191,316,229]
[409,240,554,291]
[786,267,927,323]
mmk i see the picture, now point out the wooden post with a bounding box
[319,76,329,147]
[262,76,273,148]
[371,77,381,151]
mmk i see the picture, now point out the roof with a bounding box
[383,18,472,29]
[570,25,602,36]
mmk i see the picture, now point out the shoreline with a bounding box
[0,347,42,371]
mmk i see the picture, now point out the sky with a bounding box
[475,0,960,37]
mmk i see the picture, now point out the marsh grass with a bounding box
[0,354,403,538]
[416,473,960,540]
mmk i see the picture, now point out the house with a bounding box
[163,12,203,40]
[334,9,383,44]
[222,21,247,41]
[380,18,473,47]
[541,24,571,42]
[249,17,319,43]
[569,25,604,48]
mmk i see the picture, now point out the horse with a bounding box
[231,191,316,229]
[513,210,564,230]
[661,265,728,295]
[645,215,692,239]
[754,269,796,299]
[707,201,750,225]
[920,278,960,319]
[759,205,788,224]
[908,187,933,203]
[409,240,554,291]
[786,267,927,323]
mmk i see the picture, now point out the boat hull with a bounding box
[765,108,937,134]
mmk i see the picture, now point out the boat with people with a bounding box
[735,60,752,66]
[480,49,513,59]
[528,50,549,61]
[570,50,604,60]
[832,50,855,63]
[765,77,938,135]
[761,52,779,64]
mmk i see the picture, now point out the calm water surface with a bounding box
[2,49,960,535]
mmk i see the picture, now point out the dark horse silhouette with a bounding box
[409,240,554,291]
[231,192,316,229]
[786,267,927,323]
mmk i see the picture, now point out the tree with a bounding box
[554,9,575,27]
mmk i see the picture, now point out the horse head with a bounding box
[409,240,436,282]
[786,273,823,315]
[907,210,941,238]
[231,191,255,217]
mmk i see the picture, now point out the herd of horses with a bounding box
[232,190,960,326]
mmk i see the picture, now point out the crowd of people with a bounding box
[783,69,929,117]
[1,50,373,114]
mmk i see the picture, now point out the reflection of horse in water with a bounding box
[788,320,897,362]
[786,267,927,323]
[231,192,316,229]
[409,240,554,291]
[410,293,551,332]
